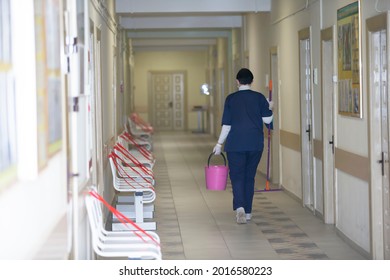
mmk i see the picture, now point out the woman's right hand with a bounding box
[213,143,222,155]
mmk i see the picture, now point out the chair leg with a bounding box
[135,191,143,224]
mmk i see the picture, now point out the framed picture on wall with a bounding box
[34,0,63,170]
[337,1,362,118]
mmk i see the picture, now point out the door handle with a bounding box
[377,152,388,176]
[329,135,334,154]
[305,125,311,141]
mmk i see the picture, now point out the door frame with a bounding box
[321,26,337,224]
[299,27,315,211]
[367,12,389,260]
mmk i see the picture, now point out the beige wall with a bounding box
[213,38,229,136]
[244,12,272,175]
[232,28,243,82]
[133,50,208,130]
[206,45,217,135]
[246,12,271,94]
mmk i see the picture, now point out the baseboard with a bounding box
[335,227,371,259]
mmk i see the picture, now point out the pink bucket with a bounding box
[205,152,228,191]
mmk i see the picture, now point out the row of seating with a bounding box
[85,113,161,260]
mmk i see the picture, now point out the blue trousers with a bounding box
[227,150,262,214]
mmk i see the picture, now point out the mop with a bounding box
[256,79,282,193]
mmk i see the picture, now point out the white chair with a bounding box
[109,156,157,231]
[113,143,155,174]
[118,131,152,151]
[127,114,153,142]
[110,151,155,186]
[86,188,160,242]
[85,189,162,260]
[112,144,156,214]
[118,132,155,168]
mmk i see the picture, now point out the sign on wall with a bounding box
[337,1,361,118]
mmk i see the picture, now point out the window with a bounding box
[0,0,17,188]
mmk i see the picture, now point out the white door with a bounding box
[321,27,336,224]
[150,72,185,131]
[95,31,104,189]
[299,29,314,211]
[368,14,390,259]
[377,28,390,260]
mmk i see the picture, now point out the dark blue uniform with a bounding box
[221,89,272,214]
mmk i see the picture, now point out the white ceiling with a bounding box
[116,0,271,24]
[115,0,271,51]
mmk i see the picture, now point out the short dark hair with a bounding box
[236,68,254,85]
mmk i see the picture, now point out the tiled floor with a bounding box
[127,131,367,260]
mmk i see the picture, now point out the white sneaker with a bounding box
[245,213,252,221]
[236,207,247,224]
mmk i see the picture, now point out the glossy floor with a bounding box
[146,132,367,260]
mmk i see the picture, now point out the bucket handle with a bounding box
[207,152,227,167]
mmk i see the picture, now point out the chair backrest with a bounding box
[118,133,152,152]
[108,156,119,186]
[109,156,155,197]
[128,116,152,137]
[130,113,154,133]
[113,147,153,177]
[128,115,137,130]
[85,193,103,240]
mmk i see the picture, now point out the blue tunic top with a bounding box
[221,89,273,152]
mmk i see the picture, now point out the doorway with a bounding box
[299,27,315,212]
[321,26,336,224]
[367,13,390,260]
[149,71,185,131]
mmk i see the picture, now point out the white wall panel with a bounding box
[314,158,323,215]
[281,147,302,199]
[336,170,370,252]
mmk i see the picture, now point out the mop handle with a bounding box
[265,80,272,188]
